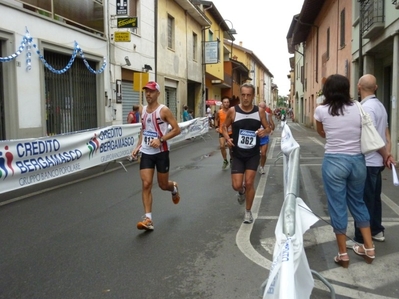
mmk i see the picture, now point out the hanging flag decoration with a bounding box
[0,27,106,74]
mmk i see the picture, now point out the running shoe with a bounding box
[346,239,363,249]
[372,231,385,242]
[259,166,265,174]
[237,186,246,205]
[137,216,154,231]
[243,210,253,224]
[222,159,228,169]
[172,182,180,204]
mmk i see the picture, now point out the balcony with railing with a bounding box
[17,0,104,36]
[361,0,385,39]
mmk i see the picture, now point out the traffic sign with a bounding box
[116,0,128,15]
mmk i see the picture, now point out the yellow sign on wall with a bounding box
[133,72,149,91]
[117,17,138,28]
[114,32,131,42]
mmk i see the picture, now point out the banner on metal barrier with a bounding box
[0,117,209,194]
[0,124,140,193]
[263,198,318,299]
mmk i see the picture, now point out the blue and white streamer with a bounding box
[0,28,106,74]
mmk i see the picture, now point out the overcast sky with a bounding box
[211,0,305,96]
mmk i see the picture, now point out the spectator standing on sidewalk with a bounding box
[222,83,271,224]
[188,109,194,120]
[127,105,140,123]
[131,81,181,231]
[280,107,286,121]
[206,105,213,128]
[182,105,190,122]
[257,101,275,174]
[346,74,396,248]
[215,96,233,169]
[314,74,375,268]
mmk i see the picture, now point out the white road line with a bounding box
[315,280,398,299]
[315,250,399,299]
[267,137,278,160]
[382,193,399,216]
[235,166,272,270]
[308,136,325,147]
[257,215,399,222]
[289,122,306,132]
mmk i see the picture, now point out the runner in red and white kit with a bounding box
[131,81,181,231]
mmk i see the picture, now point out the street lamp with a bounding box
[224,19,237,36]
[219,19,237,40]
[216,19,237,99]
[217,19,237,61]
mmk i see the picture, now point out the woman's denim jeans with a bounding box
[322,153,369,234]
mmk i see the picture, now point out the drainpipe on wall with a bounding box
[392,32,399,160]
[358,0,364,79]
[154,0,158,80]
[200,26,210,117]
[106,0,114,121]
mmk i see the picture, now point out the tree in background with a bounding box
[277,95,287,107]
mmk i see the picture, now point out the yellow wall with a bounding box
[204,12,225,81]
[156,0,204,120]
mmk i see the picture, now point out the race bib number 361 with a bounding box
[238,129,256,149]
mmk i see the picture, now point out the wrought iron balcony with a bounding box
[361,0,385,39]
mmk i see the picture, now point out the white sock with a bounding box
[145,213,152,219]
[172,186,177,194]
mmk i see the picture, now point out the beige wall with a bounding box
[157,0,204,120]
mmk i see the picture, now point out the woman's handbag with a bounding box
[354,100,385,154]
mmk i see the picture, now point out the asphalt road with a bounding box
[1,120,399,299]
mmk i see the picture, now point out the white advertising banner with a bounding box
[169,117,209,144]
[0,117,209,194]
[0,124,141,193]
[263,198,319,299]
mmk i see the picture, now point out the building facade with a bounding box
[155,0,209,121]
[287,0,353,128]
[227,41,274,107]
[0,0,277,141]
[200,1,235,115]
[351,0,399,159]
[287,0,399,159]
[0,0,110,139]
